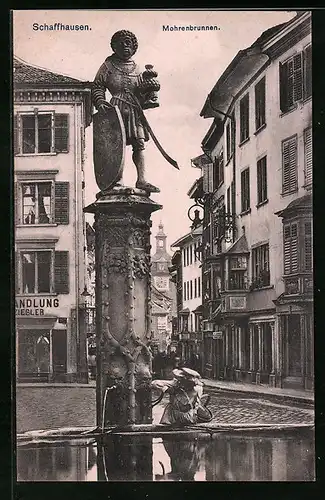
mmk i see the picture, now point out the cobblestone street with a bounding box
[153,391,314,427]
[17,384,313,434]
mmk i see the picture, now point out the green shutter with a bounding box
[54,114,69,152]
[290,223,298,273]
[54,182,69,224]
[54,251,69,294]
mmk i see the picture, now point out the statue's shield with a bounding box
[93,106,126,192]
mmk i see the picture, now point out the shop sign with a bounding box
[15,297,59,317]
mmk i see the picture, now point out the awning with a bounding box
[16,316,57,329]
[179,308,190,315]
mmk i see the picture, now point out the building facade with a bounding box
[14,57,92,383]
[150,223,176,353]
[198,12,312,390]
[170,223,203,369]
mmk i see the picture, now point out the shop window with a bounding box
[282,135,298,195]
[257,156,268,205]
[241,168,250,212]
[255,76,266,131]
[228,256,248,290]
[251,244,270,289]
[16,181,69,225]
[16,250,69,294]
[279,46,312,114]
[239,94,249,143]
[14,112,69,155]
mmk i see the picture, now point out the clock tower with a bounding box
[151,222,176,353]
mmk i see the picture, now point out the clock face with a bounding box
[155,276,169,289]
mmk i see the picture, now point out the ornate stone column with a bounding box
[85,189,161,427]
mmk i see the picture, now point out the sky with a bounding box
[13,9,296,253]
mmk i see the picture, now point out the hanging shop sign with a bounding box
[15,297,59,317]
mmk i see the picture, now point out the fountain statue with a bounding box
[85,30,178,430]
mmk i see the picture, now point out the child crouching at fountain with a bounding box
[151,367,212,425]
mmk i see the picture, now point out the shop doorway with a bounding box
[52,329,67,381]
[282,314,303,388]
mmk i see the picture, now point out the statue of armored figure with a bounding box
[92,30,178,193]
[92,30,178,195]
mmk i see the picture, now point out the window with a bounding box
[198,276,201,297]
[239,94,249,143]
[282,136,298,194]
[158,239,164,248]
[255,76,266,130]
[279,46,311,113]
[183,248,186,267]
[226,115,235,161]
[16,181,69,225]
[304,127,312,187]
[227,187,231,214]
[304,221,312,271]
[257,156,268,205]
[190,280,193,300]
[158,263,165,271]
[14,112,69,155]
[16,250,69,294]
[213,203,226,240]
[228,256,248,290]
[194,278,197,298]
[189,245,193,265]
[283,223,298,275]
[241,168,250,212]
[183,282,187,301]
[213,149,224,189]
[251,244,270,288]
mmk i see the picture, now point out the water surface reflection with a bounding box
[17,431,315,482]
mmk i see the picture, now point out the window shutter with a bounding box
[203,163,214,193]
[284,223,298,274]
[304,127,312,186]
[54,251,69,294]
[14,115,19,155]
[54,114,69,152]
[303,45,312,99]
[291,223,298,273]
[15,251,19,294]
[14,182,21,225]
[54,182,69,224]
[279,62,288,112]
[293,53,303,102]
[282,137,297,194]
[304,221,312,271]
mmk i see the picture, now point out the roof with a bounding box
[171,226,202,248]
[13,56,91,87]
[224,234,249,255]
[275,194,312,218]
[200,13,305,119]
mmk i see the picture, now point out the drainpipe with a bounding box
[74,104,80,382]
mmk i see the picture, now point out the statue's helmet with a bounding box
[110,30,138,55]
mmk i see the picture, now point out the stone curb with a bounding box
[203,382,314,407]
